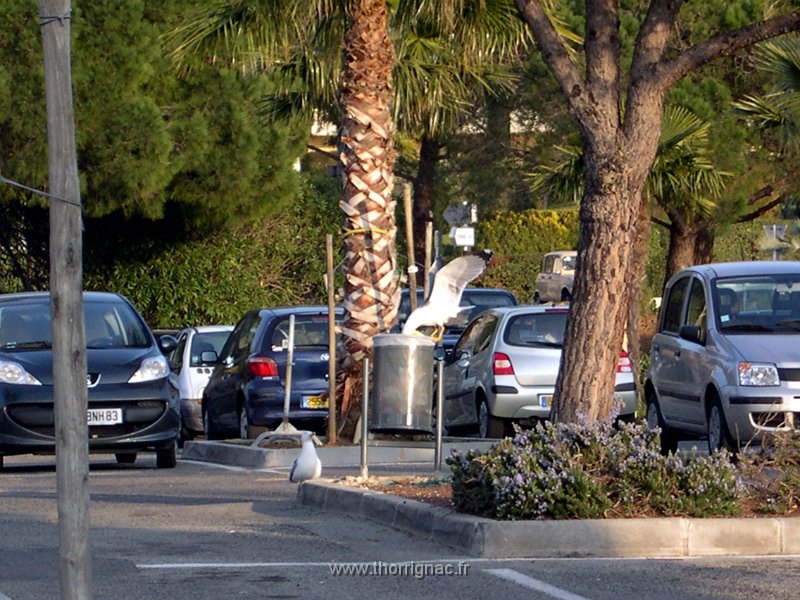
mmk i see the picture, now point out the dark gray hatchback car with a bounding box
[645,261,800,453]
[0,291,180,469]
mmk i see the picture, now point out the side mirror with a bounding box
[200,350,219,364]
[159,334,178,354]
[678,325,704,345]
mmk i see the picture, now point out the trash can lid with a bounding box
[373,333,435,348]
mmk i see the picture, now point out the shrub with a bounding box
[447,417,742,520]
[739,432,800,515]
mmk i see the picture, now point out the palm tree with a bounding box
[165,0,533,437]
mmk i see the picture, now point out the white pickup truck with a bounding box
[533,250,577,303]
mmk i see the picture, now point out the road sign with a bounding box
[443,203,471,225]
[451,226,475,247]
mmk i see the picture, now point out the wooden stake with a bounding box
[326,234,337,444]
[403,183,417,310]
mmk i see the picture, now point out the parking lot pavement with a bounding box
[182,438,800,560]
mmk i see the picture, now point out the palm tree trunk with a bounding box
[337,0,400,438]
[412,134,439,267]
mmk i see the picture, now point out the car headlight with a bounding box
[738,362,779,386]
[0,361,42,385]
[128,355,169,383]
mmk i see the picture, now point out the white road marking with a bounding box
[486,568,592,600]
[177,459,286,475]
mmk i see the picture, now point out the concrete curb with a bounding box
[181,439,495,469]
[297,480,800,559]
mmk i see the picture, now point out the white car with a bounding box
[168,325,233,442]
[534,250,577,303]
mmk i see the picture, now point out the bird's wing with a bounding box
[427,255,487,309]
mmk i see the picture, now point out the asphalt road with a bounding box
[1,452,800,600]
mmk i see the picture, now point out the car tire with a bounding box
[239,405,251,440]
[203,408,221,441]
[477,397,505,439]
[645,390,678,455]
[707,394,736,454]
[532,291,541,304]
[115,452,137,465]
[156,442,177,469]
[561,288,572,302]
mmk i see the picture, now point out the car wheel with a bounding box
[156,442,177,469]
[645,390,678,455]
[477,397,505,439]
[239,405,251,440]
[561,288,572,302]
[203,408,220,441]
[707,394,736,454]
[532,291,541,304]
[115,452,137,465]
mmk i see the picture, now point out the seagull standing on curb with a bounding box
[289,430,322,483]
[402,251,491,342]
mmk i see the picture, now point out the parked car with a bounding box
[168,325,233,443]
[534,250,577,303]
[202,306,342,440]
[645,261,800,454]
[396,287,518,353]
[441,305,636,438]
[0,291,179,469]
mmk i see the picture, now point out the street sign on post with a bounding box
[763,224,788,260]
[443,203,471,225]
[452,226,475,247]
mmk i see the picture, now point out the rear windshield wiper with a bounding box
[520,340,563,348]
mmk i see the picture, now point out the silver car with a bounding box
[441,305,636,438]
[645,261,800,453]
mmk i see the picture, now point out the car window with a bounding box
[190,331,230,366]
[221,312,260,362]
[0,303,52,349]
[170,332,188,371]
[542,255,555,273]
[661,276,690,334]
[561,255,576,273]
[268,314,333,350]
[85,301,150,348]
[686,278,708,339]
[472,316,498,355]
[453,315,490,356]
[505,311,567,347]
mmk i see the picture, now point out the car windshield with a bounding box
[0,298,150,350]
[561,255,576,273]
[504,311,568,347]
[714,274,800,333]
[189,331,231,366]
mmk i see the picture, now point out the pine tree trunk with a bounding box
[553,150,642,423]
[412,134,439,267]
[337,0,400,438]
[663,214,697,289]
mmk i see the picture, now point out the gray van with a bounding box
[645,261,800,453]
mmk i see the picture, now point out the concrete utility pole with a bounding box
[39,1,91,598]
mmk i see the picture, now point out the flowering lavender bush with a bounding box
[447,417,742,520]
[739,432,800,514]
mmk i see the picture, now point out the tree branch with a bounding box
[737,196,785,222]
[515,0,587,116]
[629,0,684,84]
[585,0,621,126]
[657,11,800,89]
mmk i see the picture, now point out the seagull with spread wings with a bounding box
[402,252,490,342]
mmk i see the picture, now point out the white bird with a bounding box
[289,431,322,483]
[402,252,490,342]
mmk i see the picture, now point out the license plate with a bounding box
[539,394,553,408]
[87,408,122,425]
[302,395,329,409]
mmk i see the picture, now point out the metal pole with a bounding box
[325,234,337,443]
[434,358,444,472]
[281,314,295,427]
[360,357,369,479]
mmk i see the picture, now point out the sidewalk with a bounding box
[183,438,800,559]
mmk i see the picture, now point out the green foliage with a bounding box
[740,433,800,514]
[477,208,579,300]
[83,173,342,327]
[447,418,742,520]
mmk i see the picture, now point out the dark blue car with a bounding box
[202,306,342,439]
[0,291,179,469]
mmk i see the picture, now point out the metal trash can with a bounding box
[370,334,435,434]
